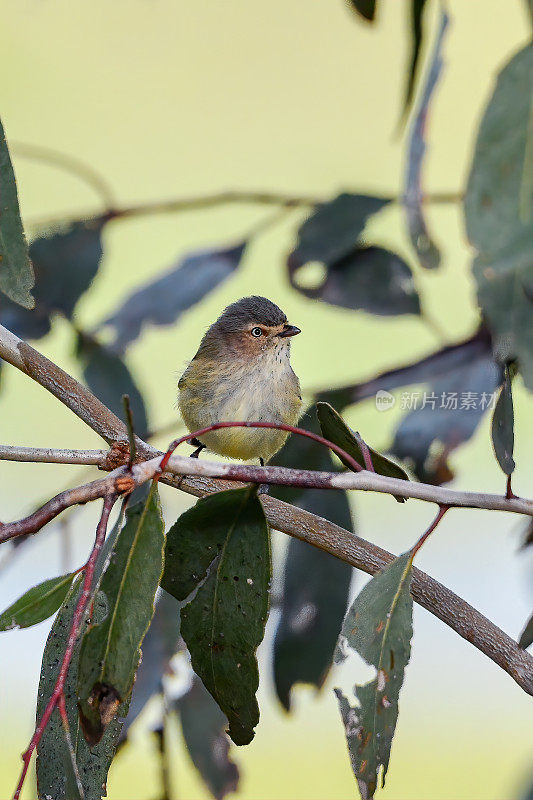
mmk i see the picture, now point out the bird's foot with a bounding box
[257,457,269,494]
[190,438,206,459]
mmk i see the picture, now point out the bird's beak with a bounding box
[278,324,301,338]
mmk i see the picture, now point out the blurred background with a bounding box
[1,0,533,798]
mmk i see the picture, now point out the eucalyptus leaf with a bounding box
[348,0,377,21]
[0,117,34,308]
[77,484,165,745]
[178,487,271,746]
[403,0,429,118]
[491,366,515,475]
[0,572,75,631]
[335,553,414,798]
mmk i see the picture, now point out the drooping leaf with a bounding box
[76,332,149,438]
[317,401,410,483]
[177,676,240,800]
[288,194,388,271]
[348,0,376,21]
[0,117,34,308]
[176,487,271,746]
[0,572,75,631]
[36,578,130,800]
[335,552,414,799]
[491,366,515,475]
[120,590,181,743]
[0,219,104,338]
[403,0,430,118]
[465,45,533,389]
[77,484,165,745]
[101,242,246,353]
[519,612,533,649]
[391,351,502,484]
[270,407,354,709]
[403,7,448,269]
[316,328,493,411]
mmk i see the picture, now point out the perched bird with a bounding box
[178,296,302,464]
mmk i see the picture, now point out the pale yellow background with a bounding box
[1,1,533,799]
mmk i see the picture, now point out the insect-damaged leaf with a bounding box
[169,487,270,746]
[36,578,130,800]
[270,407,354,710]
[77,484,165,745]
[335,553,414,799]
[0,572,75,631]
[76,332,149,438]
[0,117,34,309]
[491,366,515,475]
[177,676,240,800]
[101,242,246,353]
[317,401,409,483]
[465,45,533,389]
[347,0,377,21]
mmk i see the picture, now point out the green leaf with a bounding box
[335,552,414,799]
[465,45,533,388]
[0,572,75,631]
[77,484,165,745]
[317,401,410,484]
[178,487,271,746]
[491,366,515,475]
[177,676,240,800]
[519,611,533,649]
[403,0,429,117]
[36,577,130,800]
[0,117,34,308]
[348,0,377,21]
[271,407,354,710]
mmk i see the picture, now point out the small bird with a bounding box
[178,296,302,464]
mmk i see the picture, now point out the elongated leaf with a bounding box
[177,676,240,800]
[77,484,165,745]
[120,590,181,743]
[101,242,246,352]
[404,8,448,269]
[519,612,533,649]
[403,0,429,117]
[0,572,75,631]
[77,332,149,438]
[491,366,515,475]
[465,45,533,388]
[317,401,409,482]
[271,407,354,709]
[178,487,271,746]
[335,552,414,799]
[348,0,377,21]
[36,578,129,800]
[0,117,34,308]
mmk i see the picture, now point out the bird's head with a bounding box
[201,296,301,359]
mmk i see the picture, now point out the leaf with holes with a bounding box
[0,118,34,308]
[0,572,75,631]
[177,487,271,746]
[465,45,533,388]
[491,366,515,475]
[77,484,165,745]
[335,552,414,799]
[101,242,246,352]
[177,676,240,799]
[271,407,353,708]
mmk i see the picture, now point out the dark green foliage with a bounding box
[347,0,376,21]
[177,676,240,799]
[335,553,414,798]
[172,488,271,746]
[403,0,430,116]
[271,407,354,709]
[0,117,34,308]
[491,366,515,475]
[465,45,533,389]
[101,243,247,352]
[0,572,75,631]
[317,401,410,482]
[36,578,130,800]
[76,332,149,438]
[77,485,165,745]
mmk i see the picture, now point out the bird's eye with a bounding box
[251,327,263,337]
